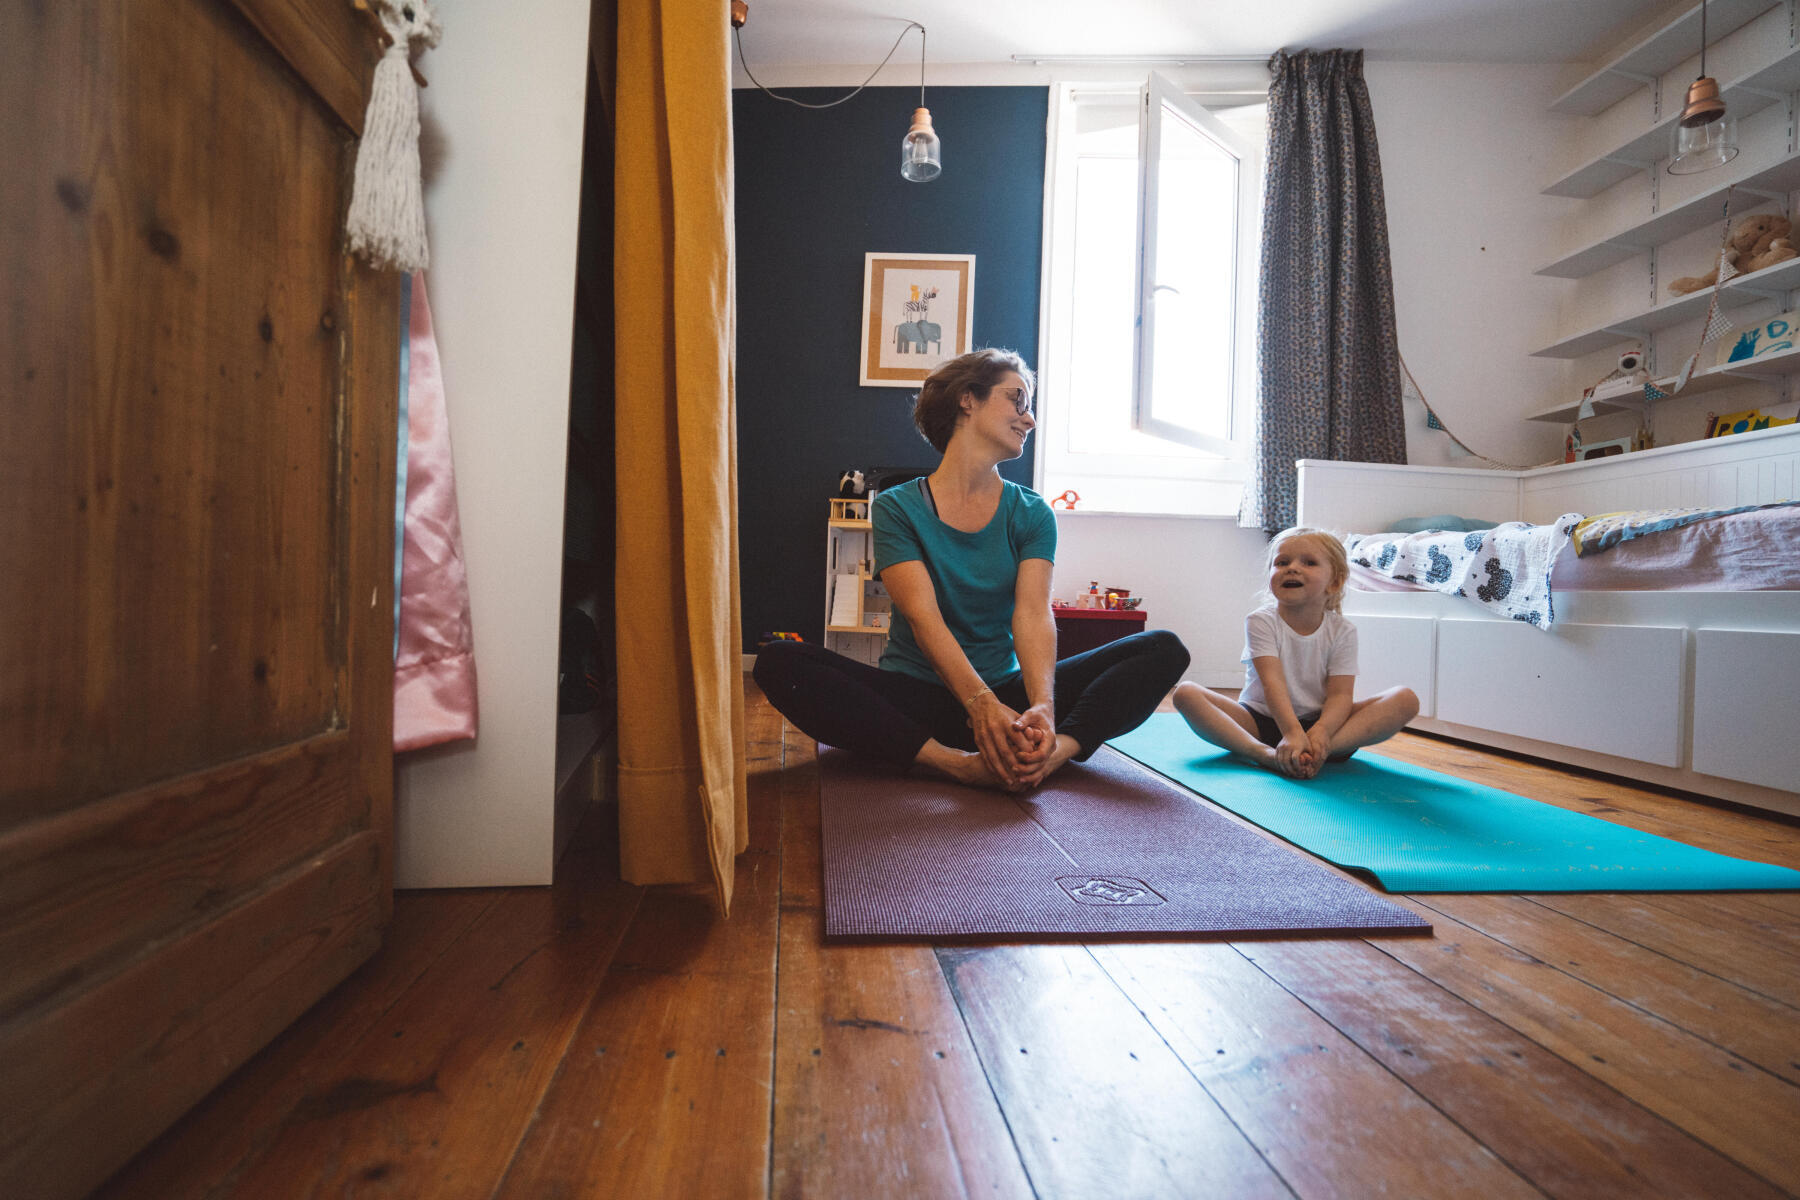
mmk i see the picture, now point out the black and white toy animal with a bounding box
[837,469,867,498]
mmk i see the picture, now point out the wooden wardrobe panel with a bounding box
[0,1,398,1195]
[3,0,361,823]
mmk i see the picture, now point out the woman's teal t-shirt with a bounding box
[872,478,1057,687]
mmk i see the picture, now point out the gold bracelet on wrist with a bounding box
[964,685,992,707]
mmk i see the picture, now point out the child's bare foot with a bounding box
[1245,745,1283,773]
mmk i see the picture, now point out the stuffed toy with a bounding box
[345,0,442,272]
[837,469,867,498]
[1668,213,1797,296]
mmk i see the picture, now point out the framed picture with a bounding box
[1579,436,1633,460]
[859,252,975,387]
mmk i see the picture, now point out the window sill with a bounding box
[1051,506,1245,521]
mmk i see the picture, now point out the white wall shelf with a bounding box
[1529,344,1800,421]
[1525,392,1639,423]
[1537,149,1800,278]
[1532,256,1800,358]
[1549,0,1775,116]
[1545,47,1800,198]
[823,500,889,666]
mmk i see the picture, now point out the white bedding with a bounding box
[1348,507,1800,596]
[1344,516,1581,627]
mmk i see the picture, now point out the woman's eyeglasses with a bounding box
[991,386,1034,416]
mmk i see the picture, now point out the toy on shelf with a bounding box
[1718,311,1799,365]
[829,497,869,521]
[1667,214,1796,296]
[1051,489,1080,511]
[1707,408,1798,438]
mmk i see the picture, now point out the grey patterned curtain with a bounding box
[1241,49,1406,535]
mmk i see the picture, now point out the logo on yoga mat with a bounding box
[1057,876,1165,906]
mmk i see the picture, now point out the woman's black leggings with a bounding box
[752,630,1190,766]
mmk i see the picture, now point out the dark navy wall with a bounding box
[734,85,1048,650]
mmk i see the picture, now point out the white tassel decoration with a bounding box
[346,0,442,272]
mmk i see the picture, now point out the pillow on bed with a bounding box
[1385,514,1498,534]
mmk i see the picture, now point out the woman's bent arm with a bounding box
[882,559,1027,783]
[1010,558,1059,763]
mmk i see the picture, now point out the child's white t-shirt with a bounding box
[1238,605,1359,718]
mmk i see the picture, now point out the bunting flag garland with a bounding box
[1405,354,1563,470]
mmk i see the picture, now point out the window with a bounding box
[1036,75,1265,516]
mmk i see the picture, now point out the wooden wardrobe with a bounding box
[1,2,399,1195]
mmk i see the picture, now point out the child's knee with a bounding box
[1392,686,1420,721]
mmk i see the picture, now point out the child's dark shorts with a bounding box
[1248,709,1356,763]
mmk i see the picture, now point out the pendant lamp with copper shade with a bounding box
[1668,0,1739,175]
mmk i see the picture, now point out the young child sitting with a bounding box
[1174,526,1418,779]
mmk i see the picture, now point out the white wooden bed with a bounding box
[1296,423,1800,819]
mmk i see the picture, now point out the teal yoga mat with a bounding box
[1110,713,1800,893]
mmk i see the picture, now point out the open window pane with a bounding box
[1136,73,1246,456]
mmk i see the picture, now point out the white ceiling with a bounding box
[731,0,1683,75]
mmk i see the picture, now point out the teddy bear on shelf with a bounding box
[1667,213,1797,296]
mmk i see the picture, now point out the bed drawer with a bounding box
[1692,629,1800,793]
[1352,614,1435,717]
[1436,619,1685,766]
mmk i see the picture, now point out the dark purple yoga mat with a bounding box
[818,745,1430,939]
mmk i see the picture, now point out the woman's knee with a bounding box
[1139,629,1191,675]
[751,638,813,692]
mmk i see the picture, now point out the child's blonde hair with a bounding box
[1258,527,1350,613]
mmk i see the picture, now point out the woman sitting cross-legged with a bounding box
[754,348,1189,791]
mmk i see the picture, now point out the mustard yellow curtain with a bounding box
[613,0,748,910]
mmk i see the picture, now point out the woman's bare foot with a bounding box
[1017,734,1082,788]
[915,739,1016,790]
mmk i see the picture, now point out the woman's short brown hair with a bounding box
[912,348,1035,453]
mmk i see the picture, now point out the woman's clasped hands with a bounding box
[967,692,1057,791]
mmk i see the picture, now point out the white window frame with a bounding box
[1135,73,1260,456]
[1034,77,1264,516]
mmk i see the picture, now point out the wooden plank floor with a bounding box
[101,681,1800,1199]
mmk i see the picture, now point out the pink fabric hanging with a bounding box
[394,271,479,751]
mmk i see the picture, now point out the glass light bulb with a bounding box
[901,107,941,183]
[1669,113,1738,175]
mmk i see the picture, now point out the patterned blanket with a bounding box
[1570,500,1800,556]
[1345,515,1583,629]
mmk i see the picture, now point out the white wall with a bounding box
[1053,514,1270,686]
[393,0,593,888]
[1366,61,1581,469]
